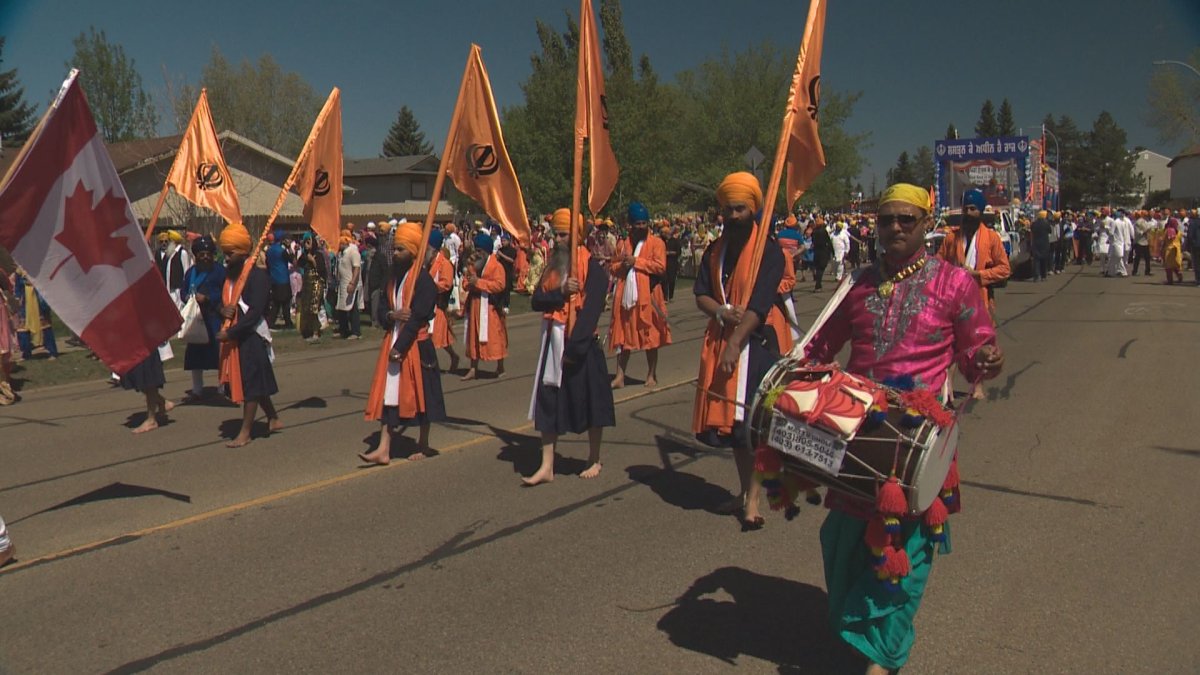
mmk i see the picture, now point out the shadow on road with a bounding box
[491,425,586,478]
[655,566,863,671]
[11,482,191,525]
[623,435,733,514]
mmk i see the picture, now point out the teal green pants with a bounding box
[820,510,950,670]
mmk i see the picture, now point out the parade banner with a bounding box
[933,135,1029,212]
[165,89,242,226]
[783,0,827,209]
[0,71,181,374]
[293,88,343,247]
[445,44,530,247]
[575,0,618,216]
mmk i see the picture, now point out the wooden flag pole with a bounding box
[141,184,171,244]
[743,107,796,293]
[405,48,473,310]
[0,70,76,193]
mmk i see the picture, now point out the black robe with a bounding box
[226,266,278,400]
[530,258,615,434]
[374,267,447,427]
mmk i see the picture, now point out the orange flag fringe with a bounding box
[784,0,828,209]
[293,89,343,247]
[165,88,242,225]
[576,0,618,215]
[445,45,531,248]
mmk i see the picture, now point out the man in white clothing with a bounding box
[831,221,851,280]
[1107,209,1133,277]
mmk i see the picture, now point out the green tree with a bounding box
[1078,111,1142,207]
[887,151,914,185]
[67,27,158,142]
[997,98,1016,136]
[0,37,35,144]
[974,99,998,138]
[175,47,323,157]
[944,123,958,140]
[1145,49,1200,149]
[1044,114,1086,209]
[381,105,433,156]
[911,146,935,187]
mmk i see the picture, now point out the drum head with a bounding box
[909,421,958,513]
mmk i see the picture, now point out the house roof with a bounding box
[1167,145,1200,167]
[344,155,439,177]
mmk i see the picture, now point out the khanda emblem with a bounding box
[806,75,821,121]
[313,168,331,197]
[599,94,610,130]
[466,144,499,178]
[195,162,223,191]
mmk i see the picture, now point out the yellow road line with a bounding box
[0,377,696,575]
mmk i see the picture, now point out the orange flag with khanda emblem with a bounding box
[293,88,343,246]
[165,88,242,225]
[445,45,530,248]
[577,0,618,214]
[783,0,827,208]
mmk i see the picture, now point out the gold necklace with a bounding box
[877,256,929,298]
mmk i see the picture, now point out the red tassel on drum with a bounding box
[876,475,908,536]
[941,456,961,513]
[923,496,948,544]
[880,545,911,591]
[864,517,890,565]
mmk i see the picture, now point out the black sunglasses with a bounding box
[877,214,925,228]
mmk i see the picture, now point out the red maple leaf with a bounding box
[50,181,135,279]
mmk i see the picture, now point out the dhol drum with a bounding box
[748,356,958,515]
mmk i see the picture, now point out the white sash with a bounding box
[783,296,801,341]
[527,318,566,420]
[478,292,490,344]
[965,229,979,269]
[621,240,644,309]
[715,243,752,423]
[384,272,409,406]
[428,263,439,334]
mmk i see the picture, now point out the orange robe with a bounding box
[765,246,796,353]
[513,247,530,294]
[429,252,456,348]
[608,234,671,351]
[938,226,1011,314]
[462,254,508,361]
[365,274,430,422]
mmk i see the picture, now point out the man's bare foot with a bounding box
[865,663,890,675]
[970,384,985,400]
[741,506,765,530]
[611,377,625,389]
[460,369,477,381]
[268,417,284,432]
[579,462,602,479]
[357,452,389,466]
[644,377,657,388]
[132,419,159,434]
[521,470,554,486]
[225,436,252,448]
[407,451,428,461]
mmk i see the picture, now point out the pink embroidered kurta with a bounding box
[804,254,997,517]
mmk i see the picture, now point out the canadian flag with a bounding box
[0,71,181,374]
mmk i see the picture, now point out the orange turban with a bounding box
[551,208,581,235]
[716,171,763,210]
[218,222,252,255]
[785,215,797,227]
[445,223,457,234]
[394,221,423,256]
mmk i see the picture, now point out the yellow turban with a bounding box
[878,183,931,213]
[157,232,171,243]
[716,171,763,210]
[1037,210,1048,219]
[394,221,423,256]
[167,230,183,244]
[218,222,252,255]
[551,208,581,235]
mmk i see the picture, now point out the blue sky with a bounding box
[3,0,1197,190]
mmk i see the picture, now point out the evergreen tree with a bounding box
[887,151,914,185]
[912,146,935,187]
[381,105,433,157]
[68,27,158,143]
[974,99,999,138]
[1045,113,1085,209]
[997,98,1016,136]
[944,123,958,140]
[1078,111,1142,207]
[0,37,35,144]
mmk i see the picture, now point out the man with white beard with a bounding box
[1096,209,1112,274]
[831,220,851,280]
[1107,209,1133,277]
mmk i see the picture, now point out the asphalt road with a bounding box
[1,266,1197,674]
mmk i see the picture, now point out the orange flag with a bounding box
[445,45,531,248]
[576,0,618,215]
[784,0,828,208]
[293,88,343,247]
[165,88,242,225]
